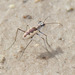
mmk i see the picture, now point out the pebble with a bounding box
[0,55,5,63]
[23,0,28,3]
[23,15,32,19]
[34,44,39,47]
[66,5,74,12]
[35,0,42,3]
[9,4,15,9]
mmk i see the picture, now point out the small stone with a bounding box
[66,5,74,12]
[34,44,39,47]
[35,0,42,3]
[0,55,5,63]
[23,15,32,19]
[58,37,65,41]
[9,4,15,9]
[58,38,62,40]
[23,0,28,3]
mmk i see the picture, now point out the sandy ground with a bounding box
[0,0,75,75]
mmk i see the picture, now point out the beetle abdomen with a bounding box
[23,27,37,38]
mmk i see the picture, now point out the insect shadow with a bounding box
[6,16,63,59]
[37,46,64,60]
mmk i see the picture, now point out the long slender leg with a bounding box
[38,30,54,51]
[32,36,50,53]
[43,16,63,26]
[38,28,61,72]
[36,33,50,52]
[39,30,61,73]
[43,15,63,27]
[19,34,50,60]
[38,31,60,65]
[7,24,30,50]
[6,28,25,50]
[45,22,63,25]
[19,39,32,60]
[45,22,63,29]
[38,31,59,61]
